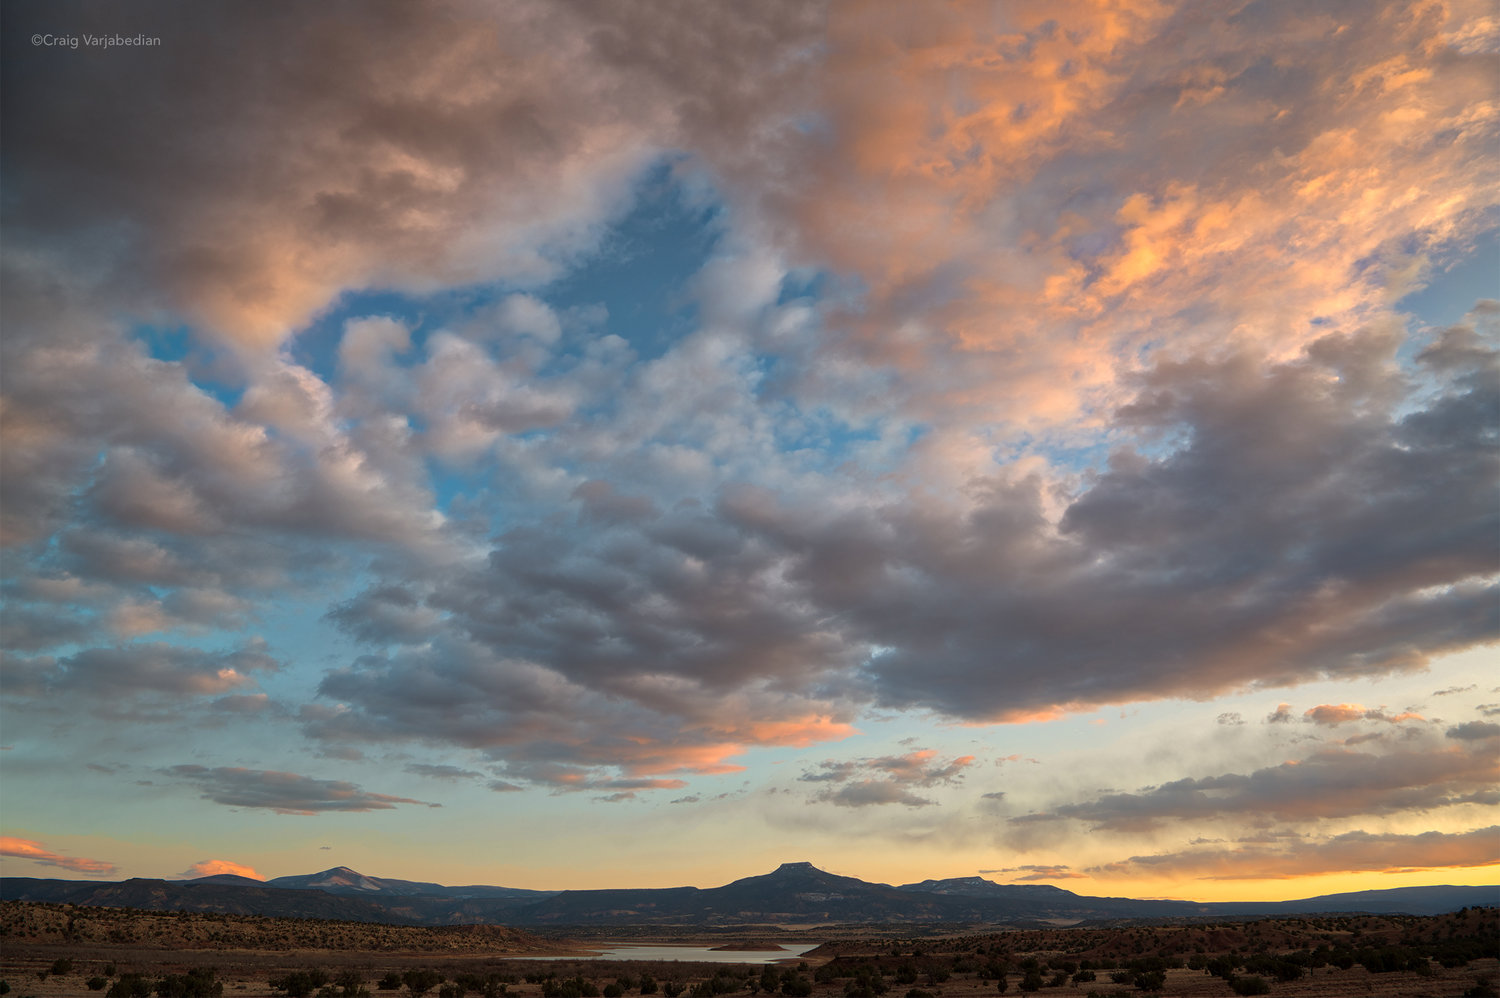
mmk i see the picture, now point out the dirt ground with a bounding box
[1,902,1494,998]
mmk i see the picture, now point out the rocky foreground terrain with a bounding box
[1,900,1496,998]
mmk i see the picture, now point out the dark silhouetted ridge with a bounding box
[5,866,1493,927]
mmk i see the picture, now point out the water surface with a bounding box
[520,943,823,964]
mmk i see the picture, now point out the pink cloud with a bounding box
[179,859,264,880]
[0,836,117,876]
[1305,703,1426,725]
[1304,703,1368,725]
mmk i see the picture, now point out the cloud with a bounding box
[1014,739,1499,831]
[1,0,1495,826]
[327,587,444,646]
[774,0,1500,440]
[300,633,855,790]
[405,764,483,782]
[299,318,1499,780]
[167,765,438,815]
[799,750,976,808]
[811,782,939,808]
[984,865,1088,882]
[716,326,1496,723]
[1090,826,1500,880]
[0,837,117,876]
[1304,704,1369,725]
[210,693,276,715]
[1446,721,1500,741]
[0,3,819,353]
[2,639,279,706]
[179,859,264,880]
[1304,704,1424,726]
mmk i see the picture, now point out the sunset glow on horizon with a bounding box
[1,0,1496,903]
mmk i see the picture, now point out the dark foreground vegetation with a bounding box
[0,901,1494,997]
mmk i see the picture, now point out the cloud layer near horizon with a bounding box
[0,0,1495,887]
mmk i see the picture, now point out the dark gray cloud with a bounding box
[392,325,1498,731]
[167,765,437,815]
[327,586,443,646]
[295,633,827,787]
[1446,721,1500,741]
[298,322,1500,778]
[0,0,820,733]
[0,1,821,352]
[3,639,278,704]
[858,327,1498,719]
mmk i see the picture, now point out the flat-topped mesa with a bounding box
[773,862,818,874]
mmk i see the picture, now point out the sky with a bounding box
[0,0,1496,903]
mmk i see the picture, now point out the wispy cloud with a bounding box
[0,837,116,876]
[404,763,483,782]
[982,865,1088,882]
[799,750,976,808]
[1090,826,1500,880]
[167,766,439,815]
[1013,738,1499,832]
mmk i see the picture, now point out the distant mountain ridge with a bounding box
[3,863,1493,927]
[261,866,551,900]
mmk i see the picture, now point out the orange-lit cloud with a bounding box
[1304,703,1368,725]
[1305,703,1426,725]
[789,0,1500,435]
[0,837,116,876]
[745,716,860,748]
[179,859,264,880]
[1089,825,1500,880]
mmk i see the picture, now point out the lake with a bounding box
[520,943,824,964]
